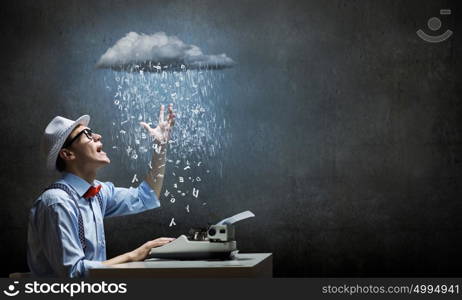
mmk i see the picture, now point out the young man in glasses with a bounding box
[27,105,175,277]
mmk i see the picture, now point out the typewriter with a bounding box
[147,211,254,260]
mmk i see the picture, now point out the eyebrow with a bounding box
[70,126,88,137]
[63,127,92,148]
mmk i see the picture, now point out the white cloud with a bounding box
[97,32,235,72]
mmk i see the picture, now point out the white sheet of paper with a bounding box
[216,210,255,225]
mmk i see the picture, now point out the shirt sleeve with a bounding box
[100,180,161,218]
[36,200,104,278]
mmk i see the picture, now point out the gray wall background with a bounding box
[1,0,461,277]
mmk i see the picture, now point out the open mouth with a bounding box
[96,144,103,153]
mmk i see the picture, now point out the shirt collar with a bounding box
[62,172,94,197]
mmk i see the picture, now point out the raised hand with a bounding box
[140,104,175,145]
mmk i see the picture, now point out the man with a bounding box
[27,104,175,277]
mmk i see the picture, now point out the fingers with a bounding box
[155,237,175,245]
[139,122,151,131]
[167,103,175,127]
[159,104,165,123]
[156,237,176,242]
[146,237,175,248]
[148,237,175,244]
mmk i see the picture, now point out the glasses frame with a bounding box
[63,128,93,148]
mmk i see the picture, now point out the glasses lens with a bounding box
[84,129,93,140]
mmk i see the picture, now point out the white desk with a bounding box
[89,253,272,278]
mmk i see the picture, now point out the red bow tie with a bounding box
[83,185,102,199]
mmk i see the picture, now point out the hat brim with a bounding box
[46,115,91,171]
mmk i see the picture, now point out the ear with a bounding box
[58,148,75,161]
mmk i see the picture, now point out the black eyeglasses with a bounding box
[63,128,94,148]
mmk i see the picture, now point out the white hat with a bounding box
[42,115,90,171]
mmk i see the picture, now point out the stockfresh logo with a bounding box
[3,281,20,297]
[3,281,127,297]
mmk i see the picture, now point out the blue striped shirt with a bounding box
[27,172,160,277]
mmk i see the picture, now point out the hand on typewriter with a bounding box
[128,237,175,262]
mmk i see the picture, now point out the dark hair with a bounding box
[56,133,73,172]
[56,155,66,172]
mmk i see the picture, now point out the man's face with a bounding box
[66,125,111,168]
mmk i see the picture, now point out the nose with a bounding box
[93,133,102,142]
